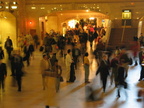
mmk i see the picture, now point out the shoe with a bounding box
[18,89,21,92]
[85,81,90,83]
[138,79,142,81]
[45,105,49,108]
[66,81,71,83]
[117,94,120,98]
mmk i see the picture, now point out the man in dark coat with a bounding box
[96,54,110,92]
[116,60,128,98]
[11,50,24,91]
[4,36,13,59]
[0,59,7,91]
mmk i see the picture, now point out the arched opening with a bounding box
[0,11,17,48]
[39,10,110,40]
[138,17,144,37]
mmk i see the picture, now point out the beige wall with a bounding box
[45,16,58,33]
[0,12,16,48]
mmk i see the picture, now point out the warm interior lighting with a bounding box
[11,6,17,9]
[31,7,36,9]
[68,19,78,28]
[29,21,32,25]
[41,7,45,9]
[0,5,3,9]
[45,16,48,21]
[89,17,95,20]
[5,6,9,9]
[86,10,89,12]
[13,2,17,5]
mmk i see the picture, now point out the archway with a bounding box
[39,10,110,37]
[138,16,144,37]
[0,11,17,48]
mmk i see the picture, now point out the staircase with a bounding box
[108,28,138,49]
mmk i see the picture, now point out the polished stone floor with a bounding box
[0,43,144,108]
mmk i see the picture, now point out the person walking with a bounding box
[52,59,62,92]
[116,60,128,98]
[40,54,52,90]
[0,47,4,60]
[11,50,24,91]
[0,59,7,92]
[4,36,13,59]
[96,54,110,92]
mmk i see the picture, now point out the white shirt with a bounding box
[65,53,72,67]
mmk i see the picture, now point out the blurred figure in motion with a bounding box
[138,47,144,81]
[0,59,7,92]
[52,59,62,92]
[110,54,119,87]
[4,36,13,59]
[96,54,110,92]
[10,50,24,91]
[130,36,140,66]
[0,47,4,59]
[119,46,130,78]
[116,59,128,98]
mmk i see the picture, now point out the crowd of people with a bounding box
[1,23,144,108]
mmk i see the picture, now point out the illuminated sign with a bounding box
[122,9,131,19]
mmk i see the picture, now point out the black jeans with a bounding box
[0,79,5,89]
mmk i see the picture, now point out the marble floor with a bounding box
[0,43,144,108]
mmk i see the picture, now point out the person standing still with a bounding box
[84,52,90,83]
[65,49,73,82]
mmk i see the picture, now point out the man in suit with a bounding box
[0,59,7,92]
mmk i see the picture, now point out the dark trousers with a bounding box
[11,64,15,76]
[139,66,144,80]
[0,79,5,89]
[73,56,79,69]
[101,77,107,92]
[16,75,22,91]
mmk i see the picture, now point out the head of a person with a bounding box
[43,54,48,60]
[84,52,88,57]
[121,46,127,53]
[54,59,58,66]
[102,54,108,60]
[67,49,71,54]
